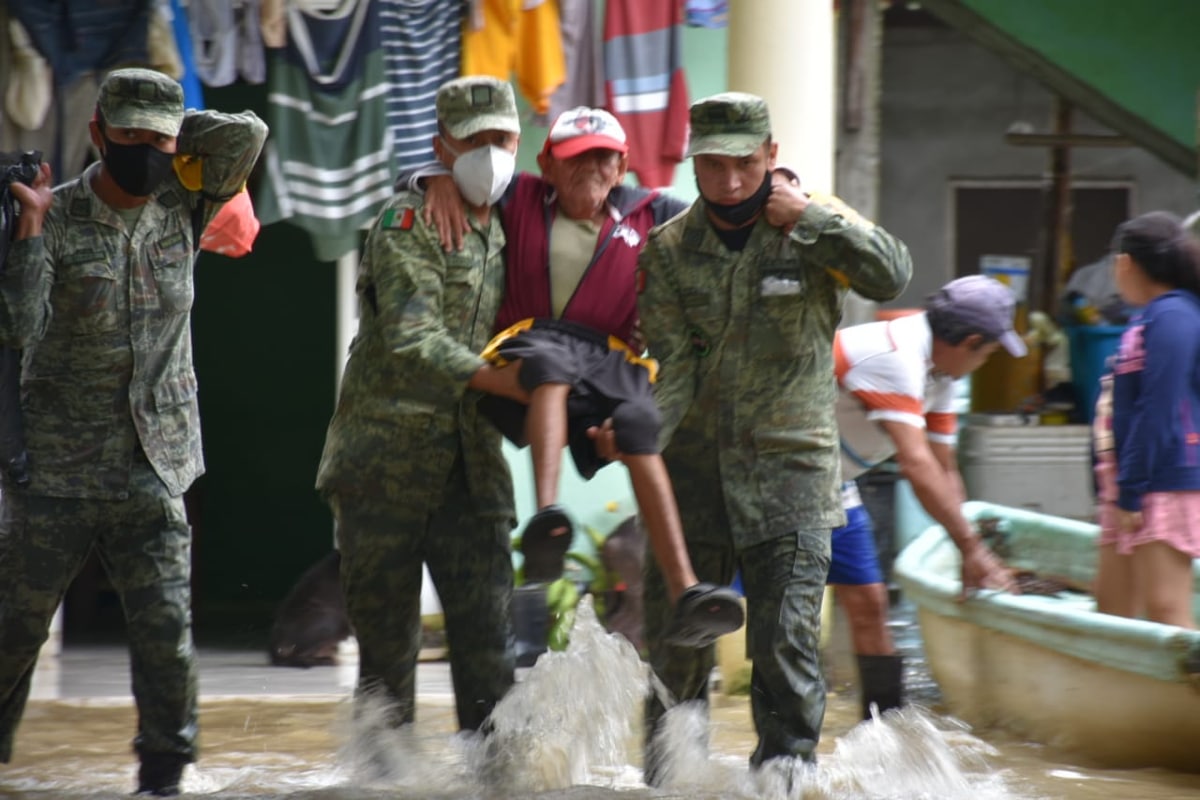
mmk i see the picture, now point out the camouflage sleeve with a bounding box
[392,158,449,193]
[637,231,695,448]
[0,219,58,348]
[368,199,486,398]
[176,109,268,204]
[791,193,913,303]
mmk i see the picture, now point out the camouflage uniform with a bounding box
[637,93,912,773]
[0,68,266,768]
[315,76,518,732]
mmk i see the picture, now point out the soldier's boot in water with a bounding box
[857,653,904,720]
[135,753,189,796]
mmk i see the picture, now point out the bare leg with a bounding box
[833,583,895,655]
[624,454,698,602]
[1131,540,1195,628]
[525,382,571,521]
[1095,542,1137,618]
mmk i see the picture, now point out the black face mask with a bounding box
[703,171,773,228]
[101,135,175,197]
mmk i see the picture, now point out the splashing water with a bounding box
[645,692,1033,800]
[1,601,1078,799]
[480,594,649,792]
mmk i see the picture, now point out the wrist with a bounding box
[15,215,43,239]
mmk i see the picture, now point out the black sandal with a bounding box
[519,505,573,583]
[662,583,745,648]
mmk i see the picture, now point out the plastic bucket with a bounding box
[1066,325,1126,422]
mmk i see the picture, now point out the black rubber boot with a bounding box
[135,753,189,796]
[856,653,904,720]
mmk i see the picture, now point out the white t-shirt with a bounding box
[834,312,958,481]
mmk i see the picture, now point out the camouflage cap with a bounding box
[97,68,185,137]
[436,76,520,140]
[686,92,771,157]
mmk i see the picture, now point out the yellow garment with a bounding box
[462,0,565,115]
[480,318,659,383]
[172,155,205,192]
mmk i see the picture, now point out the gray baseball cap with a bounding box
[928,275,1028,357]
[97,68,185,137]
[436,76,520,140]
[686,92,771,157]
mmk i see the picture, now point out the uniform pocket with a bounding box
[56,255,119,336]
[153,373,199,444]
[150,234,196,313]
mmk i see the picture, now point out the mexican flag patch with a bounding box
[381,207,416,231]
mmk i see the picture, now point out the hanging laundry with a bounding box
[5,1,152,177]
[189,0,267,87]
[260,0,286,48]
[603,0,689,188]
[4,19,52,132]
[256,0,396,262]
[685,0,728,29]
[168,0,206,109]
[546,0,605,125]
[379,0,463,176]
[0,12,96,179]
[10,0,152,89]
[462,0,565,116]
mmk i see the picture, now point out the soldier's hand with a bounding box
[586,418,626,463]
[9,162,53,238]
[764,178,808,234]
[469,362,530,404]
[958,541,1018,601]
[421,174,470,252]
[628,320,647,355]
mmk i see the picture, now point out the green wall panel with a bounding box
[962,0,1200,151]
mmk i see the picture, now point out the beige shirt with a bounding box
[548,214,600,318]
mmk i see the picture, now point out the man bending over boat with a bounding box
[833,275,1021,719]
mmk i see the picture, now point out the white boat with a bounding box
[893,501,1200,772]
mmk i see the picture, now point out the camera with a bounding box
[0,150,41,189]
[0,149,38,489]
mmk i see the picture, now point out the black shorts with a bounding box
[479,319,661,480]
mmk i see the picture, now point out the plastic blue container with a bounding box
[1066,325,1126,422]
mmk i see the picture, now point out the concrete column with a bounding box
[728,0,836,192]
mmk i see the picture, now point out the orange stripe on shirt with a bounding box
[926,411,957,437]
[852,390,923,416]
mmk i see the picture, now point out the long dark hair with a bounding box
[1112,210,1200,298]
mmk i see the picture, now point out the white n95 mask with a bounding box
[442,139,516,207]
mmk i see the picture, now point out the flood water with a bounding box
[2,599,1198,799]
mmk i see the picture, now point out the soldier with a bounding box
[403,106,745,648]
[633,92,913,782]
[315,76,525,743]
[0,69,266,796]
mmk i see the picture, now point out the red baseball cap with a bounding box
[544,107,628,159]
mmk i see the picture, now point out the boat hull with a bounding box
[896,501,1200,772]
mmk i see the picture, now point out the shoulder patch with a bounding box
[381,207,416,231]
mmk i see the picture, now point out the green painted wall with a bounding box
[953,0,1200,163]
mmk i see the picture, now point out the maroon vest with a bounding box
[495,174,661,348]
